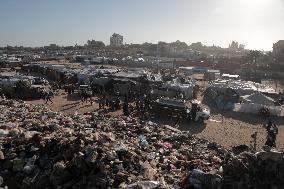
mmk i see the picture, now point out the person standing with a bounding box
[110,100,115,111]
[271,123,278,147]
[265,122,278,148]
[191,103,197,121]
[266,119,273,132]
[251,132,257,151]
[174,111,183,128]
[115,96,120,110]
[99,95,104,109]
[123,101,129,116]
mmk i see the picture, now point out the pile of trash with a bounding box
[0,99,283,189]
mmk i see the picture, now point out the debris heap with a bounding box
[0,99,283,189]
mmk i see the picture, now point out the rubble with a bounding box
[0,99,283,189]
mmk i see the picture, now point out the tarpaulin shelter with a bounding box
[111,78,138,96]
[233,103,283,116]
[208,79,275,96]
[154,81,195,99]
[242,92,275,106]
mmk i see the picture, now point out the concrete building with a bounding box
[228,41,246,52]
[86,39,105,48]
[239,44,245,50]
[229,41,239,51]
[110,33,123,47]
[273,40,284,55]
[273,40,284,64]
[44,44,58,50]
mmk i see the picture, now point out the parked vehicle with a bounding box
[150,98,210,122]
[190,99,210,122]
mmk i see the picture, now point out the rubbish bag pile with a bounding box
[0,99,283,189]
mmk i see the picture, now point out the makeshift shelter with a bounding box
[231,92,281,116]
[233,103,283,116]
[208,79,276,96]
[242,92,275,106]
[179,67,194,76]
[111,78,137,96]
[113,71,144,81]
[156,98,186,108]
[222,74,240,80]
[90,77,111,87]
[204,70,221,81]
[154,81,195,100]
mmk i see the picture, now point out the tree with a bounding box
[86,40,105,49]
[247,50,262,63]
[94,41,105,48]
[170,40,188,50]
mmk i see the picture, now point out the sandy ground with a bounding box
[26,89,284,151]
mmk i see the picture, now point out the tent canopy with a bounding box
[242,92,275,106]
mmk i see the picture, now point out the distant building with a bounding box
[158,61,175,69]
[273,40,284,55]
[273,40,284,62]
[239,44,245,50]
[87,40,95,46]
[86,39,105,48]
[110,33,123,47]
[44,44,58,50]
[49,44,57,48]
[229,41,239,51]
[229,41,245,51]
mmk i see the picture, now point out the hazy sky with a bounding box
[0,0,283,50]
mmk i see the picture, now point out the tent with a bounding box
[242,92,275,106]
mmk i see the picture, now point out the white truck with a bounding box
[190,99,210,122]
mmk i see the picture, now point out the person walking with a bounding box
[45,91,54,104]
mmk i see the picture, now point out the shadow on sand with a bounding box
[150,116,206,134]
[66,93,81,101]
[61,101,80,107]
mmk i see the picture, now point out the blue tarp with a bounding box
[215,95,234,110]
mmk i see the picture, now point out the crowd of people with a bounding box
[96,92,152,119]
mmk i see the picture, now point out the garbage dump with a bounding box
[0,98,283,189]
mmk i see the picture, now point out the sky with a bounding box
[0,0,283,50]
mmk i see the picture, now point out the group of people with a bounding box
[98,93,121,111]
[96,91,153,120]
[81,90,94,105]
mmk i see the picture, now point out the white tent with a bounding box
[242,92,275,106]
